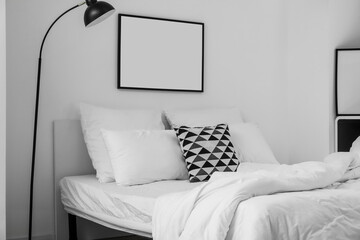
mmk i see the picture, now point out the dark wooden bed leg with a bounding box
[68,214,78,240]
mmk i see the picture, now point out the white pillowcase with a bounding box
[80,103,164,183]
[350,136,360,154]
[101,129,188,186]
[229,123,279,164]
[349,137,360,169]
[164,108,243,128]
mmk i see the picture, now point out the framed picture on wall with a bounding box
[118,14,204,92]
[336,48,360,115]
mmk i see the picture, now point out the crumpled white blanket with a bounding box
[152,152,360,240]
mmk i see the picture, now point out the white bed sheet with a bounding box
[60,175,202,236]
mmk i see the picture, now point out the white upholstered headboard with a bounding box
[53,120,94,240]
[54,120,131,240]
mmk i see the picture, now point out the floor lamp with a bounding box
[29,1,115,239]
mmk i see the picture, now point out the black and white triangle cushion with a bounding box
[174,124,239,182]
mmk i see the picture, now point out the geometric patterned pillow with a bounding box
[174,124,239,182]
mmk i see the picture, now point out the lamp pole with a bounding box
[28,1,114,239]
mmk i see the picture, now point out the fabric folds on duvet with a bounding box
[152,152,360,240]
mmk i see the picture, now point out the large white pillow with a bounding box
[80,103,164,183]
[164,108,243,128]
[229,123,279,164]
[101,129,188,186]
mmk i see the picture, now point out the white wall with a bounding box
[8,0,360,238]
[285,0,332,163]
[328,0,360,152]
[0,0,6,238]
[284,0,360,164]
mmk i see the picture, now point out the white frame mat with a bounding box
[336,48,360,115]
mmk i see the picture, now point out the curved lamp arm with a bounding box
[39,2,85,59]
[29,1,114,239]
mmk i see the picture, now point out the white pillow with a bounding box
[229,123,279,164]
[80,103,164,183]
[101,129,188,186]
[164,108,243,128]
[349,137,360,169]
[350,136,360,153]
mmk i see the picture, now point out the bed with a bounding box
[54,106,360,240]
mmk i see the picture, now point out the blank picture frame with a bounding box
[118,14,204,92]
[336,48,360,115]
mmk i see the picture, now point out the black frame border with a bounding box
[335,48,360,116]
[117,14,205,92]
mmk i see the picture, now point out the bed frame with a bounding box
[53,120,152,240]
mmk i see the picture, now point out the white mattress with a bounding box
[61,174,360,239]
[60,175,202,236]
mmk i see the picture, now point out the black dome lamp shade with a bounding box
[28,1,115,240]
[84,0,115,27]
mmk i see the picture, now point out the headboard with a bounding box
[54,120,131,240]
[53,120,94,240]
[335,116,360,152]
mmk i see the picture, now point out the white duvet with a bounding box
[152,152,360,240]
